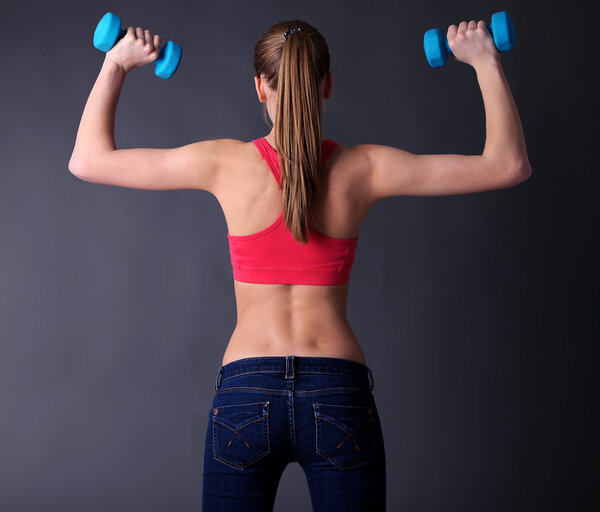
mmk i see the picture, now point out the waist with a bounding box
[224,322,365,365]
[214,355,374,392]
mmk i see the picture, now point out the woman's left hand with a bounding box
[105,26,161,73]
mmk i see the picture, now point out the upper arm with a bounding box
[362,144,532,200]
[69,138,242,194]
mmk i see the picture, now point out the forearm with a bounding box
[69,57,127,170]
[475,57,530,171]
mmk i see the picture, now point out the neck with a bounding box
[264,131,327,149]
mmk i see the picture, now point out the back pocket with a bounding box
[313,402,375,470]
[212,401,270,470]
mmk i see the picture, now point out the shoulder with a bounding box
[326,141,373,183]
[217,138,260,157]
[327,141,371,166]
[193,138,258,175]
[207,138,264,197]
[198,138,249,159]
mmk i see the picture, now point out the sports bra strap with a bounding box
[252,138,281,185]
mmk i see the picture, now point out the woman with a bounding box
[69,17,531,512]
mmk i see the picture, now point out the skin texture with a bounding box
[69,20,531,366]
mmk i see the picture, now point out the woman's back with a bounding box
[215,136,374,366]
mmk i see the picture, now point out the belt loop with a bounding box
[285,355,295,379]
[367,366,374,391]
[214,366,223,391]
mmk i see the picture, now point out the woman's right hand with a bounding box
[447,20,499,68]
[105,26,161,74]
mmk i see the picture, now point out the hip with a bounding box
[206,355,384,470]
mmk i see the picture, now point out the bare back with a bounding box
[212,138,375,366]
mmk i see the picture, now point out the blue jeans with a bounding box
[202,355,386,511]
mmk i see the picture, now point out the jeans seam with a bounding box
[216,387,289,395]
[220,369,370,381]
[220,370,284,382]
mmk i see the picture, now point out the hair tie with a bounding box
[283,27,302,41]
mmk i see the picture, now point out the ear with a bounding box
[324,71,333,99]
[254,75,267,103]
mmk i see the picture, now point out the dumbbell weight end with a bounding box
[155,41,182,80]
[93,13,127,52]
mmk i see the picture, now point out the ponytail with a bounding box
[254,21,331,244]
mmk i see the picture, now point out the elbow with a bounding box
[505,160,532,187]
[68,158,89,179]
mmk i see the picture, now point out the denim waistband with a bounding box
[214,355,374,392]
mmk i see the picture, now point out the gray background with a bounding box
[1,0,597,510]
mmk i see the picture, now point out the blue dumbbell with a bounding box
[93,12,182,79]
[423,11,515,68]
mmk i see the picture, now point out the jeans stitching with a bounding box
[220,369,370,382]
[216,387,289,395]
[214,414,266,433]
[215,386,372,396]
[314,403,376,470]
[212,402,270,471]
[220,370,283,382]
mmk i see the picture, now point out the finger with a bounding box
[477,20,486,30]
[135,27,144,42]
[153,34,161,50]
[468,20,477,30]
[125,26,135,39]
[457,21,468,32]
[447,24,457,39]
[144,29,153,46]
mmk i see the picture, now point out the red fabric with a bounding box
[227,137,359,285]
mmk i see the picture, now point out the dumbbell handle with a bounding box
[113,27,128,45]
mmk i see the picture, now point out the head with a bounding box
[253,20,333,244]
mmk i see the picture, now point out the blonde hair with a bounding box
[253,20,331,244]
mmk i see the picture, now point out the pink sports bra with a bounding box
[227,137,359,285]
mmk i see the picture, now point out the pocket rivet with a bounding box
[213,408,218,414]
